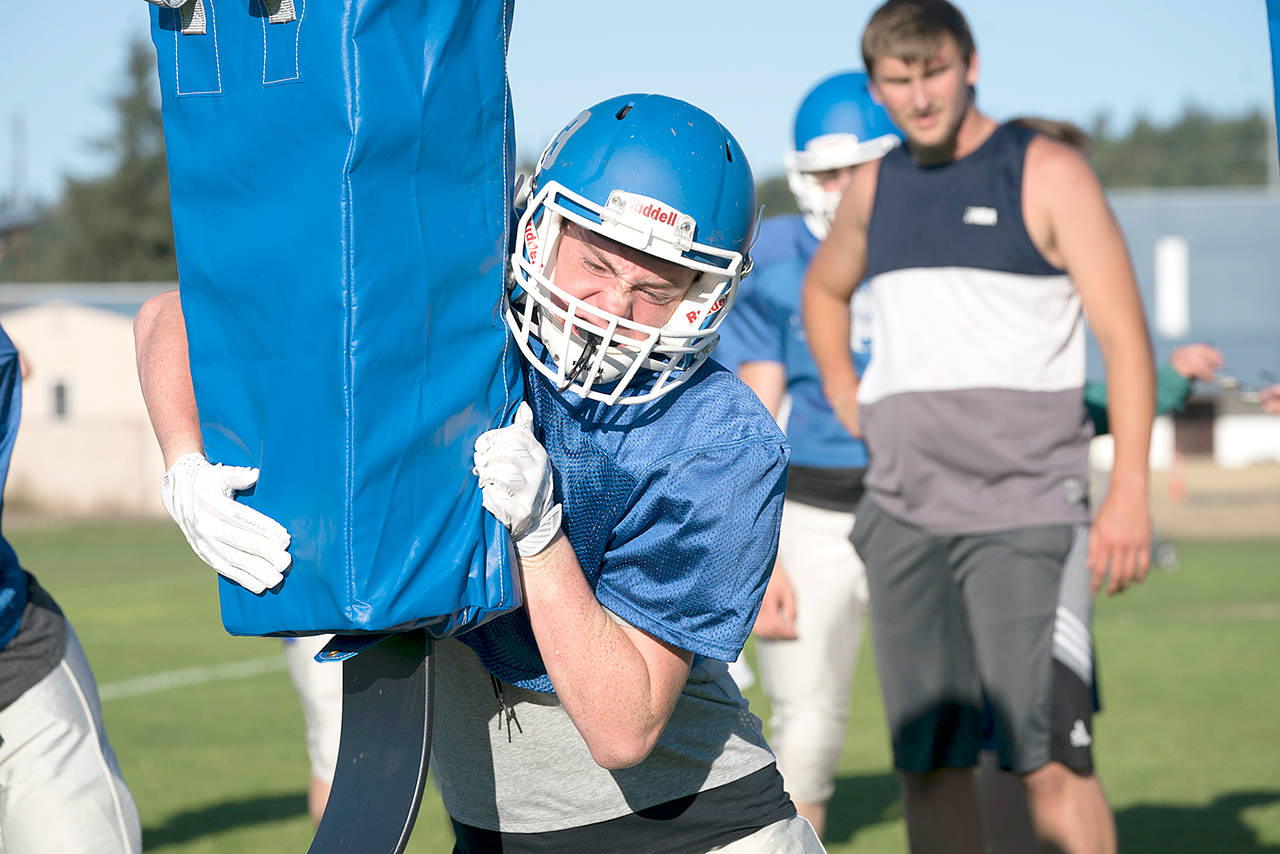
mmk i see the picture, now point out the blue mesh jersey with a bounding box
[0,327,29,651]
[715,214,870,469]
[460,359,790,693]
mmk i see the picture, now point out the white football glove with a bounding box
[473,402,562,557]
[161,453,292,594]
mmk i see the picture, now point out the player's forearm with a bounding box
[1099,330,1155,488]
[134,291,204,468]
[518,534,689,770]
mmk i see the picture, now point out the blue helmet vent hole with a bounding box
[615,104,633,120]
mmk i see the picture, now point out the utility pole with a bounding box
[10,114,26,209]
[7,113,32,281]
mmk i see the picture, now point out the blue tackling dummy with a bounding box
[146,0,521,637]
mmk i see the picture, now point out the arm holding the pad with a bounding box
[134,291,291,595]
[473,405,693,770]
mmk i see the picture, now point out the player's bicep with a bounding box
[1072,222,1147,350]
[807,224,865,303]
[613,615,694,708]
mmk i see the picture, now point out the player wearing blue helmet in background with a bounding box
[715,71,901,840]
[785,71,902,242]
[446,94,825,852]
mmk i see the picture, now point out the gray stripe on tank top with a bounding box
[860,386,1092,535]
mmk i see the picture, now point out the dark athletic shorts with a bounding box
[851,498,1097,775]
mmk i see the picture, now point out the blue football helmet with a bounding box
[507,93,756,405]
[784,71,902,238]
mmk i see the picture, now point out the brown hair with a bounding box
[1011,116,1091,154]
[861,0,975,74]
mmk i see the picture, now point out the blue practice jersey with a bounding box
[716,214,870,470]
[0,327,29,650]
[460,360,790,693]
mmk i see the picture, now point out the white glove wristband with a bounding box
[513,503,562,557]
[161,453,292,594]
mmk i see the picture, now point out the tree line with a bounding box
[759,106,1276,221]
[1,41,1275,282]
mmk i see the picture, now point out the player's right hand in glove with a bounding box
[473,402,562,557]
[161,453,292,594]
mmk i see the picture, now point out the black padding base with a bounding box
[307,630,434,854]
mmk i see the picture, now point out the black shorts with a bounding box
[851,498,1096,775]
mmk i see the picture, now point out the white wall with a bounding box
[1090,412,1280,471]
[1214,414,1280,468]
[1,301,166,517]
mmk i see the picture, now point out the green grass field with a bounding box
[8,521,1279,853]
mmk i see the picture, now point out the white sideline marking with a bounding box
[99,655,286,701]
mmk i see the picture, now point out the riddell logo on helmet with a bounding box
[685,296,726,325]
[630,200,680,226]
[605,192,693,235]
[525,223,540,263]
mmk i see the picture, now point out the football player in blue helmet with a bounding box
[785,71,901,240]
[713,73,899,841]
[459,95,826,851]
[505,94,755,405]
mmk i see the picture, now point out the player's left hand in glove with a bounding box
[161,453,292,594]
[473,402,562,557]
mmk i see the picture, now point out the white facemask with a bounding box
[506,182,747,405]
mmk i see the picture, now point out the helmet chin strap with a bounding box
[563,328,606,388]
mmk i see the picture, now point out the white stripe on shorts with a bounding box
[1052,605,1093,683]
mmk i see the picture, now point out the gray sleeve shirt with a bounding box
[430,635,776,834]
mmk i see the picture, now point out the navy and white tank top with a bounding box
[859,122,1092,535]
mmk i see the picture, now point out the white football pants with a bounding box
[755,499,869,805]
[283,634,342,784]
[0,626,141,853]
[709,815,827,852]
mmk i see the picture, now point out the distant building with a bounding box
[0,285,169,516]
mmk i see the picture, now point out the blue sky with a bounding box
[0,1,1275,203]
